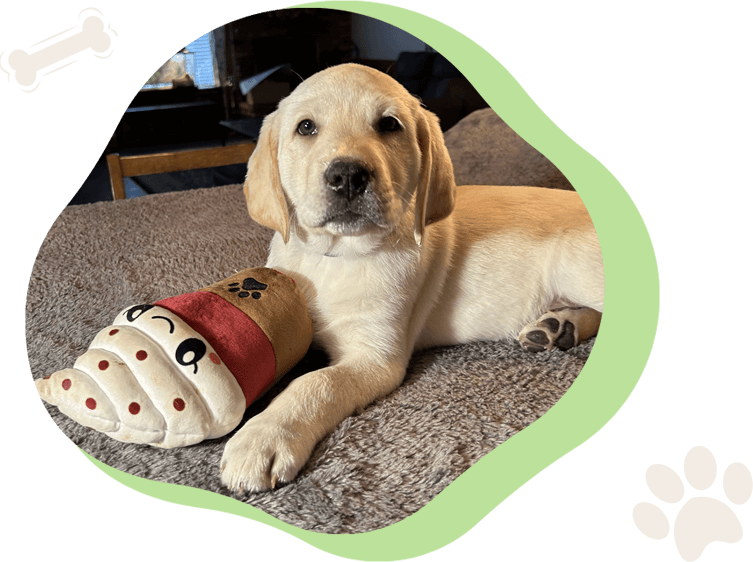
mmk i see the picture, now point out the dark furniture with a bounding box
[392,51,488,130]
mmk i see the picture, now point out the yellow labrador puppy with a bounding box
[220,64,603,492]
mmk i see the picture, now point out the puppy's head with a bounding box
[243,63,455,250]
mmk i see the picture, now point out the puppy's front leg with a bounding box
[220,360,403,492]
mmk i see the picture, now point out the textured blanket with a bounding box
[26,109,590,533]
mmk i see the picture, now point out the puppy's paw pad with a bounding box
[518,310,576,352]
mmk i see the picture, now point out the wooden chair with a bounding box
[106,142,256,200]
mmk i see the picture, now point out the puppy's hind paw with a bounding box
[518,307,601,352]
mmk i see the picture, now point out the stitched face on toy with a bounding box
[120,304,216,376]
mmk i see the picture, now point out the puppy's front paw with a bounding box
[518,309,579,352]
[220,414,315,493]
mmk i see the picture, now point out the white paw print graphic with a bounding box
[634,446,752,561]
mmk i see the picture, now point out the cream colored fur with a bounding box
[220,64,604,492]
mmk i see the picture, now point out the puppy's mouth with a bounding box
[319,210,381,235]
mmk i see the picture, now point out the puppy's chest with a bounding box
[305,258,411,325]
[309,261,392,315]
[269,238,419,338]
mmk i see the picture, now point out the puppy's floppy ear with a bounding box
[414,108,456,246]
[243,111,290,243]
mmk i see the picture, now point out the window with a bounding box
[142,32,219,90]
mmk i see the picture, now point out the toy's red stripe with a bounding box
[155,292,275,407]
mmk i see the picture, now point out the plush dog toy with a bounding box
[36,267,313,448]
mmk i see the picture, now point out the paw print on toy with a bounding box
[226,276,268,299]
[633,446,752,561]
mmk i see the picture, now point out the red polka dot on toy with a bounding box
[209,352,221,365]
[128,402,140,415]
[86,398,97,410]
[98,360,109,370]
[136,350,148,361]
[62,379,71,390]
[109,329,119,336]
[173,398,185,411]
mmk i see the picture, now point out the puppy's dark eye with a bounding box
[297,119,317,136]
[377,116,402,133]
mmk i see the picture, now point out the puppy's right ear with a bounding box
[243,111,290,243]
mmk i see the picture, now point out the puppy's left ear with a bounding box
[414,108,456,246]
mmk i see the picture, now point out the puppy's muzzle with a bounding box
[324,160,371,201]
[320,159,385,233]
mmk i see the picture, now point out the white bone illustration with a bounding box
[1,9,115,91]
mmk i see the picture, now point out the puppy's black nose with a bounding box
[324,160,371,200]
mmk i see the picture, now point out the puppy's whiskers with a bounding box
[390,183,416,210]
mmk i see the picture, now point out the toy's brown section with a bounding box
[199,268,313,381]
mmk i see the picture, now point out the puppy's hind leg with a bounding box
[518,307,602,352]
